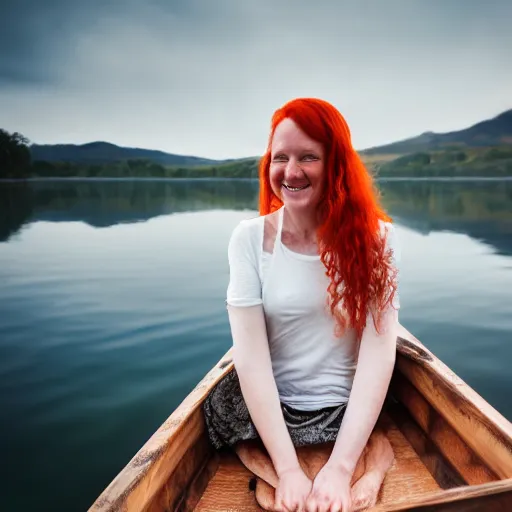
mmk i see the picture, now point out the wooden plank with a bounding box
[386,400,465,489]
[177,453,220,512]
[145,435,218,512]
[89,351,234,512]
[373,478,512,511]
[390,373,497,486]
[194,451,261,512]
[377,414,440,504]
[395,325,512,479]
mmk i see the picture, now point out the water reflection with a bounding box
[379,180,512,256]
[0,182,34,241]
[1,179,512,256]
[0,179,259,241]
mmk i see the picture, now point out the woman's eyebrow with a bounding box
[272,147,320,153]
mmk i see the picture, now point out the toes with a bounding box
[351,481,380,512]
[352,494,378,511]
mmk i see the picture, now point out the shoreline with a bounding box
[2,176,512,183]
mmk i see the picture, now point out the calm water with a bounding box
[1,178,512,511]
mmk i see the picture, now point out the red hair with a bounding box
[259,98,398,338]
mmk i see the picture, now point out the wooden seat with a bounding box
[194,415,440,511]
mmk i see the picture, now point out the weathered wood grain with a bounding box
[386,399,465,489]
[373,478,512,511]
[395,325,512,479]
[145,435,218,512]
[390,372,497,486]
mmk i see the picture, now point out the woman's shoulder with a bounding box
[228,215,265,256]
[231,214,264,238]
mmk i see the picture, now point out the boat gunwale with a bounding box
[376,477,512,511]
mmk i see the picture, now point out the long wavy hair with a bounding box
[259,98,398,339]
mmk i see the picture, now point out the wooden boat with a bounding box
[90,325,512,511]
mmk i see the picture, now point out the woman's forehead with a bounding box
[271,119,323,152]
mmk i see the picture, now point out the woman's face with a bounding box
[269,118,325,212]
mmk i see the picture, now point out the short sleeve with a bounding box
[226,221,263,307]
[383,222,401,310]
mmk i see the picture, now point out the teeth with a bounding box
[283,183,309,192]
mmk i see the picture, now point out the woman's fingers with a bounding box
[276,492,300,512]
[306,495,318,512]
[317,498,331,512]
[308,493,345,512]
[328,501,342,512]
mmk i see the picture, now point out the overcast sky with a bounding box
[1,0,511,159]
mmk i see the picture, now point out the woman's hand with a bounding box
[305,464,352,512]
[275,466,313,512]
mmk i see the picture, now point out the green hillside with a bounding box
[376,146,512,177]
[362,109,512,155]
[30,141,226,167]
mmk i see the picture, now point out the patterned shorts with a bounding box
[203,369,347,450]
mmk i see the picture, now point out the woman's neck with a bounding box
[282,205,319,244]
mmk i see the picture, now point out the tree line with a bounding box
[0,129,32,179]
[0,128,260,180]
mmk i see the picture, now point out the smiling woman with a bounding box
[201,98,401,511]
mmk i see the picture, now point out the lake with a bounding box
[1,178,512,511]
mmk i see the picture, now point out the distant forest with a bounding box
[2,126,512,180]
[375,146,512,177]
[0,129,32,179]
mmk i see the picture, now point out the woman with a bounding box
[204,98,400,512]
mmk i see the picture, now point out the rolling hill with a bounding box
[29,109,512,166]
[22,107,512,178]
[30,141,227,167]
[362,109,512,155]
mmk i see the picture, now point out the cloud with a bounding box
[1,0,511,158]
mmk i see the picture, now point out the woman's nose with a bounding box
[284,158,302,178]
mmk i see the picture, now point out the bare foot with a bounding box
[252,445,333,512]
[238,433,393,511]
[255,478,276,511]
[351,470,385,511]
[235,440,279,488]
[351,432,394,511]
[365,430,394,473]
[296,443,334,480]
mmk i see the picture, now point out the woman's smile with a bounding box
[282,182,311,192]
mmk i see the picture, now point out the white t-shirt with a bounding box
[226,206,400,411]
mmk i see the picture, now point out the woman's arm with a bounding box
[327,306,398,476]
[228,304,301,476]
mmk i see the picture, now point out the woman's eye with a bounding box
[302,154,317,161]
[273,155,287,162]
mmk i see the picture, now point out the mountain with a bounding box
[362,109,512,155]
[30,141,226,166]
[28,108,512,171]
